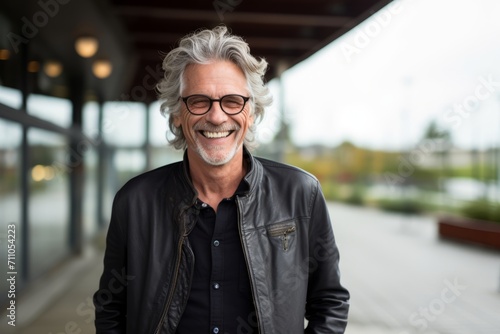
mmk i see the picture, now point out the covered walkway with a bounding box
[3,203,499,333]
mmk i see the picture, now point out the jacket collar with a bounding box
[241,146,262,196]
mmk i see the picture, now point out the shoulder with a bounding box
[251,156,323,216]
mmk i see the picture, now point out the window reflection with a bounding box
[0,86,22,109]
[113,149,146,187]
[149,102,182,169]
[0,119,22,305]
[28,129,69,277]
[27,94,72,128]
[83,101,100,138]
[103,102,145,146]
[83,148,97,240]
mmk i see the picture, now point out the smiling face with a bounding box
[174,60,253,167]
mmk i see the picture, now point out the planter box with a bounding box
[438,216,500,250]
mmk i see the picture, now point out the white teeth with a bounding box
[203,131,230,138]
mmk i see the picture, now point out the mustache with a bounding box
[193,122,240,132]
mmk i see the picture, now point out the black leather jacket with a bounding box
[94,150,349,333]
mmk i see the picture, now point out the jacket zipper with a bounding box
[268,224,296,251]
[236,197,262,334]
[153,234,185,334]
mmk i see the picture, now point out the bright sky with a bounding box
[258,0,500,150]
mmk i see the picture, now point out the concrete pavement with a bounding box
[333,203,500,334]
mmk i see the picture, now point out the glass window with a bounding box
[82,101,107,231]
[0,119,23,305]
[27,94,72,128]
[0,86,22,109]
[149,102,182,168]
[83,101,100,138]
[149,101,169,146]
[113,148,146,187]
[83,147,98,240]
[103,102,146,146]
[28,129,70,278]
[102,147,115,224]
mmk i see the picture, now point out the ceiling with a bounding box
[110,0,393,102]
[1,0,393,103]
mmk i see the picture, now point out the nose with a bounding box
[204,100,229,125]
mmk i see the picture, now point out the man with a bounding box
[94,26,349,334]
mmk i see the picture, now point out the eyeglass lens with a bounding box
[185,95,247,115]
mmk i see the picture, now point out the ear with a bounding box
[172,113,182,128]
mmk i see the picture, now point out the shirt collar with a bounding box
[185,148,252,209]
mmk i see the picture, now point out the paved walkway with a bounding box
[0,242,103,334]
[333,203,500,334]
[2,203,499,333]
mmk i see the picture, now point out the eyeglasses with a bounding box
[180,94,250,115]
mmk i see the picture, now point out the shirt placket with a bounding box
[209,199,231,334]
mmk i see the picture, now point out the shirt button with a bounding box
[213,327,219,334]
[213,283,220,290]
[213,240,220,247]
[201,203,208,208]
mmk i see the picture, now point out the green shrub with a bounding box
[461,199,500,224]
[343,187,365,206]
[375,198,424,215]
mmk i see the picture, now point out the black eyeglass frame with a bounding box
[180,94,250,115]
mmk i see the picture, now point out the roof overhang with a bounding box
[0,0,393,103]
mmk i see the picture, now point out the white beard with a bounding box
[193,136,243,166]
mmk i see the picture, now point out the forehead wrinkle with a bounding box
[181,61,249,98]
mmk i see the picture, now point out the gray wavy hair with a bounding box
[157,25,273,150]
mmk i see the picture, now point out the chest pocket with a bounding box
[267,221,297,252]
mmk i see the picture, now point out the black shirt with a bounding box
[176,182,258,334]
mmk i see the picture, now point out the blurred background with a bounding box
[0,0,499,333]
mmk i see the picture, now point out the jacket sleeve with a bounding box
[304,181,350,333]
[93,190,128,333]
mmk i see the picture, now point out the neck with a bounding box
[187,148,246,211]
